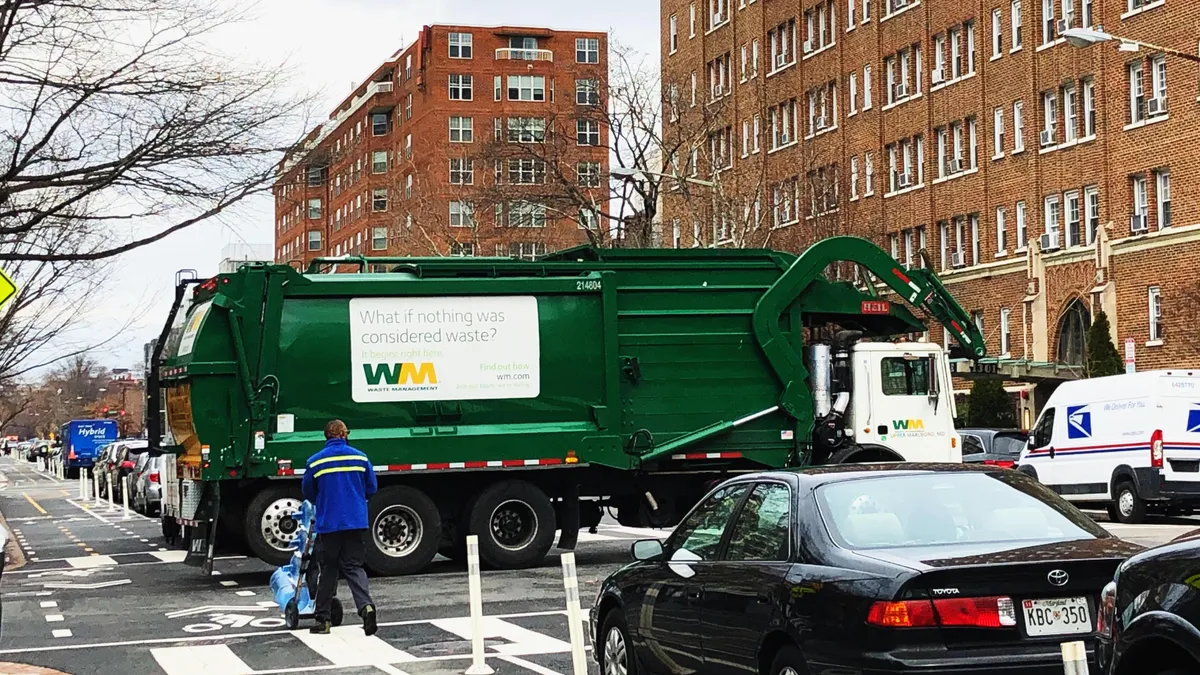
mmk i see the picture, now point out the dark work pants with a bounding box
[306,529,374,623]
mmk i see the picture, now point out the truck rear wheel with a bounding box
[365,485,441,576]
[244,486,303,566]
[468,480,556,570]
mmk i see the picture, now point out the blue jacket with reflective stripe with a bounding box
[301,438,378,533]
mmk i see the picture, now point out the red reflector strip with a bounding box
[670,451,744,460]
[892,267,912,285]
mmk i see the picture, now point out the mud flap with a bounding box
[183,484,219,576]
[557,484,580,550]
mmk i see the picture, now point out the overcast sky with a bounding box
[91,0,659,371]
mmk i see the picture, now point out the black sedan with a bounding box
[1097,528,1200,674]
[590,463,1143,675]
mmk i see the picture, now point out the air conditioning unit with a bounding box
[951,251,965,268]
[713,84,724,97]
[780,132,790,144]
[931,67,944,83]
[893,0,907,9]
[1147,97,1166,116]
[952,158,965,172]
[816,115,827,130]
[1040,129,1054,146]
[1040,231,1061,251]
[1056,18,1070,34]
[713,12,724,25]
[776,53,788,69]
[1130,214,1148,232]
[894,82,908,99]
[898,173,911,188]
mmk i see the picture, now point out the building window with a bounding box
[576,79,600,105]
[372,227,388,251]
[450,241,475,257]
[508,158,546,185]
[1000,308,1011,355]
[371,113,389,137]
[849,72,858,113]
[992,8,1003,59]
[507,75,546,101]
[450,116,474,143]
[404,54,412,80]
[769,19,796,71]
[1156,169,1171,228]
[449,32,473,58]
[670,15,679,53]
[1148,286,1163,342]
[507,117,547,143]
[450,158,474,185]
[307,198,321,219]
[576,38,600,63]
[950,26,963,79]
[1085,186,1100,244]
[1041,0,1056,45]
[966,20,976,74]
[307,230,322,251]
[1041,90,1057,146]
[494,75,501,101]
[708,53,731,98]
[449,74,473,101]
[863,65,872,109]
[1063,83,1078,142]
[371,151,387,173]
[507,201,548,228]
[449,201,475,227]
[1044,195,1061,250]
[996,206,1007,253]
[577,119,600,146]
[1149,55,1167,117]
[771,99,797,147]
[850,156,859,199]
[578,161,602,187]
[1129,60,1145,123]
[1011,0,1022,49]
[1065,190,1082,247]
[1013,100,1025,151]
[993,106,1005,157]
[1132,174,1148,232]
[690,2,697,36]
[864,152,874,195]
[306,166,323,186]
[372,188,389,212]
[970,214,980,264]
[1083,78,1096,137]
[405,93,413,120]
[1016,200,1027,248]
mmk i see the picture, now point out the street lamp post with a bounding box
[1061,27,1200,63]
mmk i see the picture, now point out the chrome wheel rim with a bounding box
[373,505,423,557]
[260,497,301,552]
[780,668,800,675]
[1119,490,1135,517]
[490,499,538,551]
[603,626,627,675]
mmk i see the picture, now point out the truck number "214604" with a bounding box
[576,280,602,291]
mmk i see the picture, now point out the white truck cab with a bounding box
[1018,370,1200,523]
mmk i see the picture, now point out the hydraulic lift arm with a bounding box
[752,236,986,418]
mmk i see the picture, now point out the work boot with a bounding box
[361,604,378,636]
[309,620,331,634]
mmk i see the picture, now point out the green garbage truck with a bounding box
[148,237,986,575]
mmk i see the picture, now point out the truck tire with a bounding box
[468,480,556,570]
[244,486,304,567]
[1112,480,1147,524]
[365,485,441,576]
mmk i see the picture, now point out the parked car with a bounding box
[1097,528,1200,674]
[100,440,148,501]
[961,428,1029,468]
[131,453,164,516]
[590,463,1143,675]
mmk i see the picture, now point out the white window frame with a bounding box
[996,206,1007,253]
[863,65,872,109]
[449,74,473,101]
[1065,190,1081,247]
[1013,100,1025,151]
[1011,0,1023,50]
[849,72,858,113]
[670,15,679,53]
[993,106,1005,158]
[1083,77,1096,137]
[372,227,388,251]
[1148,286,1162,343]
[1016,200,1027,248]
[992,9,1003,59]
[1064,84,1078,142]
[1085,185,1100,244]
[449,32,473,59]
[864,152,874,195]
[850,156,859,199]
[1156,169,1171,228]
[1000,308,1012,355]
[1129,60,1146,123]
[449,116,474,143]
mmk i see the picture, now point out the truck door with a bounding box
[873,354,954,462]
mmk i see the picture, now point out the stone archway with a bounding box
[1057,298,1091,367]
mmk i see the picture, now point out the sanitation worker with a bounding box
[302,419,379,635]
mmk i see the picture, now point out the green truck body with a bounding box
[150,237,984,575]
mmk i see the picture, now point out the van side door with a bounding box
[1024,408,1058,486]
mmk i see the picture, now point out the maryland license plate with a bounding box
[1022,597,1092,637]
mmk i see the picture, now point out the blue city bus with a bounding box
[59,419,118,478]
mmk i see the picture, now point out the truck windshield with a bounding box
[880,357,932,396]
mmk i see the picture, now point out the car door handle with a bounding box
[1047,446,1056,459]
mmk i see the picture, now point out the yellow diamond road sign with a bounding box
[0,266,16,310]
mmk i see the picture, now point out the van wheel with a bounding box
[468,480,556,569]
[1113,481,1147,524]
[365,486,441,576]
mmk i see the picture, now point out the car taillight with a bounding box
[868,600,938,627]
[868,596,1016,628]
[1151,429,1164,469]
[1096,581,1117,637]
[121,460,134,469]
[983,460,1016,469]
[149,472,160,483]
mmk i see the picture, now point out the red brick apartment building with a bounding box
[660,0,1200,421]
[274,25,608,264]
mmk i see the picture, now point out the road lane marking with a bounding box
[152,644,253,675]
[431,616,572,655]
[44,614,63,622]
[51,629,72,638]
[501,655,565,675]
[65,555,116,568]
[39,601,57,608]
[23,492,46,514]
[291,626,418,666]
[235,590,256,597]
[151,551,187,563]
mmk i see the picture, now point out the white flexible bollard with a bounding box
[92,469,102,506]
[79,469,85,499]
[463,535,494,675]
[560,552,588,675]
[107,474,117,512]
[122,476,131,520]
[1060,641,1087,675]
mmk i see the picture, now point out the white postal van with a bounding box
[1017,370,1200,524]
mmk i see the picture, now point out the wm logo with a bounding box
[363,363,438,386]
[893,419,925,430]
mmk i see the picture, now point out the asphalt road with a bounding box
[0,455,1195,675]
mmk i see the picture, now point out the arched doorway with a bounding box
[1057,299,1091,367]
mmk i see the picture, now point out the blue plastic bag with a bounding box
[269,501,316,615]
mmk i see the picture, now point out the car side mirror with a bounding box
[631,539,664,561]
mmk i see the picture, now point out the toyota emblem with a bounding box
[1047,569,1070,587]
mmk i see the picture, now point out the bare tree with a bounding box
[0,0,313,264]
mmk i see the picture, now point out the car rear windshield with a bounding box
[993,432,1028,457]
[816,472,1109,550]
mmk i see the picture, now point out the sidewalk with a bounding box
[0,663,72,674]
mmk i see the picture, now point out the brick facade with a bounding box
[661,0,1200,417]
[274,25,608,265]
